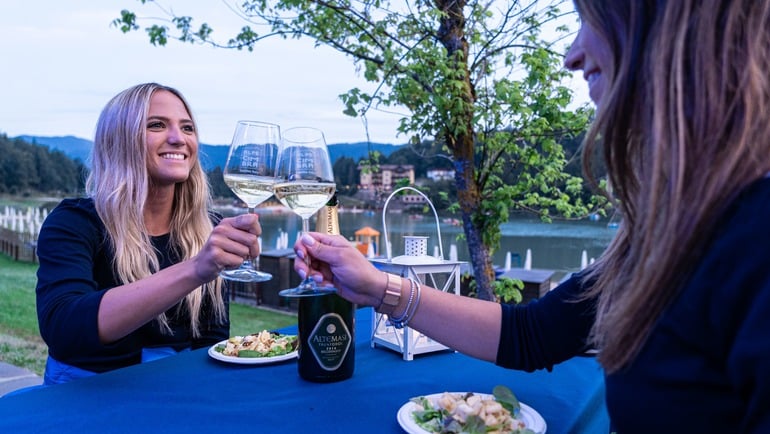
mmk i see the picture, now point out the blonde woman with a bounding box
[36,83,262,384]
[292,1,770,432]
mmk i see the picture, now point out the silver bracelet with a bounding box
[390,278,416,329]
[401,279,422,328]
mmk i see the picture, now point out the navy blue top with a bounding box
[35,198,229,373]
[497,177,770,433]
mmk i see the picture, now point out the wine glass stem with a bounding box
[248,207,260,270]
[300,217,313,284]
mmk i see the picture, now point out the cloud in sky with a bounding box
[0,0,588,146]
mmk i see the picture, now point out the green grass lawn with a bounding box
[0,254,296,375]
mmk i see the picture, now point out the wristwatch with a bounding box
[381,273,401,312]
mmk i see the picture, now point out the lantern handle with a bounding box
[382,186,444,261]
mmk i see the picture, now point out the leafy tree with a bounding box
[34,147,83,194]
[385,140,454,179]
[114,0,606,301]
[332,156,359,195]
[420,179,457,212]
[0,135,84,196]
[0,139,33,194]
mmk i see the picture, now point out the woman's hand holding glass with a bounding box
[196,213,263,283]
[273,127,337,297]
[219,120,280,282]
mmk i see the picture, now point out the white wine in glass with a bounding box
[220,120,280,282]
[274,127,336,297]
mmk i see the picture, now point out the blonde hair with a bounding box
[85,82,225,337]
[577,0,770,372]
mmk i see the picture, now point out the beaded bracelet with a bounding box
[401,279,422,328]
[389,277,414,328]
[390,278,421,329]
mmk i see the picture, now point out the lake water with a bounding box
[231,207,617,276]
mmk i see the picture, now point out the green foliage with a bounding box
[469,275,524,304]
[493,277,524,304]
[0,134,86,196]
[332,156,360,195]
[113,0,608,301]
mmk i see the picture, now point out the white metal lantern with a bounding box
[369,187,466,361]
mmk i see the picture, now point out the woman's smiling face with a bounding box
[144,90,198,187]
[564,21,613,108]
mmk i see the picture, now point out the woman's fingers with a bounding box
[215,215,262,257]
[294,232,383,306]
[193,215,265,282]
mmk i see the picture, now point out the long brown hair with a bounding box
[86,82,226,337]
[578,0,770,372]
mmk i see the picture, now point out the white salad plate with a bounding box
[396,392,546,434]
[207,339,298,365]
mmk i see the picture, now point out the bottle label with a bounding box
[308,312,352,371]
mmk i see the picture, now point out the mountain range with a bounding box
[16,135,405,171]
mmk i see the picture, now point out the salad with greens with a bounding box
[410,385,537,434]
[214,331,298,358]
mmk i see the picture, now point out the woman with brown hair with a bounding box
[292,1,770,431]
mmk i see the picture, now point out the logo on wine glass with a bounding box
[298,148,315,172]
[238,146,271,175]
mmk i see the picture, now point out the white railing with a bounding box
[0,206,45,262]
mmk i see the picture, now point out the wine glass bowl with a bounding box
[274,127,337,297]
[220,120,280,283]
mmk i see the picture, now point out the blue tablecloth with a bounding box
[0,307,609,433]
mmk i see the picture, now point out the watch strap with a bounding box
[381,273,402,311]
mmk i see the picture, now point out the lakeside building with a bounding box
[357,164,425,206]
[359,164,415,191]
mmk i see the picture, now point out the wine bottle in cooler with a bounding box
[297,193,355,382]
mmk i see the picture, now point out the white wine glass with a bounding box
[220,120,280,282]
[274,127,337,297]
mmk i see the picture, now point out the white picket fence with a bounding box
[0,206,46,262]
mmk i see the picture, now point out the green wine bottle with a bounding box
[297,193,355,382]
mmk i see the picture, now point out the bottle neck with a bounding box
[316,203,340,235]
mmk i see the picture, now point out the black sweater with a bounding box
[35,198,229,373]
[497,177,770,433]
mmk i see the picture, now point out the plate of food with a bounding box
[208,330,299,365]
[396,386,546,434]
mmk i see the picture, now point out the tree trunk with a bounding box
[455,157,497,301]
[437,0,496,301]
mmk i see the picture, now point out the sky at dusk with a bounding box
[0,0,588,146]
